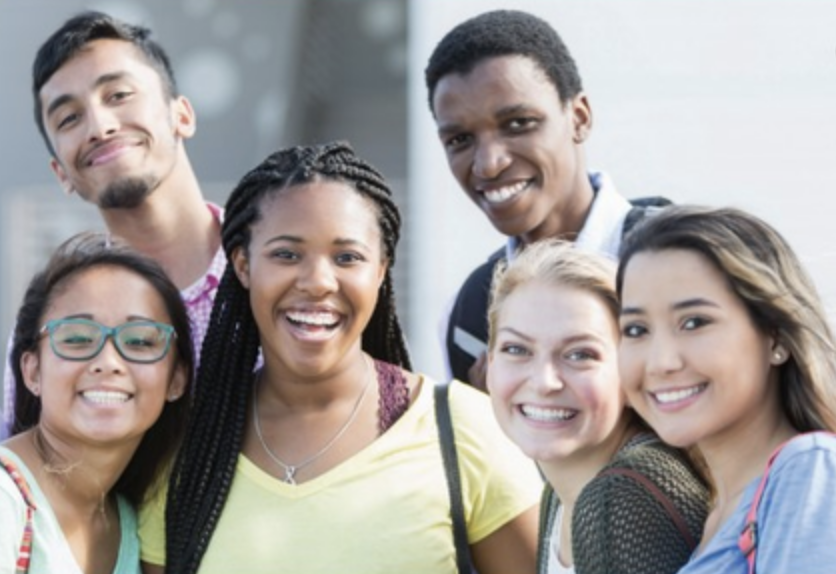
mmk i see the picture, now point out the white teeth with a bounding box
[81,390,130,404]
[287,311,339,327]
[521,405,576,422]
[653,385,705,404]
[482,181,528,204]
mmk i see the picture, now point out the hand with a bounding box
[467,352,489,393]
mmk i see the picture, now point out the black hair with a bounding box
[10,231,193,506]
[165,140,411,574]
[425,9,583,114]
[32,10,178,155]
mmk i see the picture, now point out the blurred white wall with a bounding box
[408,0,836,380]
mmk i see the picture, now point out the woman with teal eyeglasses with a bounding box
[0,232,193,574]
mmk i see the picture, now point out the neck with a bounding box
[519,160,595,246]
[259,348,371,411]
[699,409,796,508]
[98,152,219,289]
[540,419,637,511]
[13,428,136,518]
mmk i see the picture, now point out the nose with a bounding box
[530,358,565,393]
[88,337,127,375]
[471,136,511,180]
[86,104,119,142]
[645,332,685,378]
[296,257,338,297]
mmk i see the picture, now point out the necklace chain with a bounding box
[253,356,375,485]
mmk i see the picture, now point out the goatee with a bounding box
[99,176,156,209]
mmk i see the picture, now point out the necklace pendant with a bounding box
[284,466,297,485]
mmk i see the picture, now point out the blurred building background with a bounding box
[2,0,836,405]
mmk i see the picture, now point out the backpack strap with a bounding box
[0,454,37,573]
[737,431,835,574]
[446,247,505,385]
[434,381,473,574]
[623,196,672,235]
[599,466,697,551]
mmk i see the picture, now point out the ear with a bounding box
[232,246,251,289]
[166,362,188,402]
[49,157,74,195]
[569,92,593,144]
[770,340,789,366]
[21,351,42,397]
[172,95,197,140]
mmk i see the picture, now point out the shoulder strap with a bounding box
[623,196,672,236]
[737,431,835,574]
[434,381,473,574]
[599,466,697,551]
[0,454,37,574]
[446,248,505,384]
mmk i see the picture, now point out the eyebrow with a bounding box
[620,297,720,317]
[58,313,157,324]
[45,72,129,119]
[265,235,372,250]
[497,326,606,346]
[436,103,536,138]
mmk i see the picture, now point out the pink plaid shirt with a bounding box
[1,203,226,438]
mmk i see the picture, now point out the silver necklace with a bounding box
[253,356,374,485]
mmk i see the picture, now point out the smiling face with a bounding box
[233,180,387,379]
[39,39,195,209]
[487,280,627,464]
[22,265,185,449]
[432,55,593,245]
[618,249,785,450]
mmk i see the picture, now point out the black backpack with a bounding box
[445,196,671,385]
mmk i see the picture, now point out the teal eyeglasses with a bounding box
[39,318,176,364]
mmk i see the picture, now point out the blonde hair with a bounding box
[488,239,618,350]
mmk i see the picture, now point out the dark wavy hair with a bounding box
[617,205,836,434]
[425,9,583,114]
[165,140,411,574]
[32,10,178,155]
[10,231,193,506]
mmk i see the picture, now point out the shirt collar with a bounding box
[505,172,630,261]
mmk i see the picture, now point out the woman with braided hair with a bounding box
[139,141,542,574]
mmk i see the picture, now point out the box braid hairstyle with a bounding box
[424,9,583,115]
[165,140,411,574]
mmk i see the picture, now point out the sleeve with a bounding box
[138,479,169,566]
[571,453,707,574]
[755,434,836,573]
[0,471,27,574]
[448,381,542,543]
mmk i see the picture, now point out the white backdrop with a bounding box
[408,0,836,380]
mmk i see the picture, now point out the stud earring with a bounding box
[773,351,783,363]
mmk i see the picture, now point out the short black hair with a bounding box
[32,10,178,156]
[425,9,583,114]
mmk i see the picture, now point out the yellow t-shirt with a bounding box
[139,377,541,573]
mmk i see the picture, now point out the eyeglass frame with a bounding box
[38,318,177,364]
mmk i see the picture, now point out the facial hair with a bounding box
[98,175,157,209]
